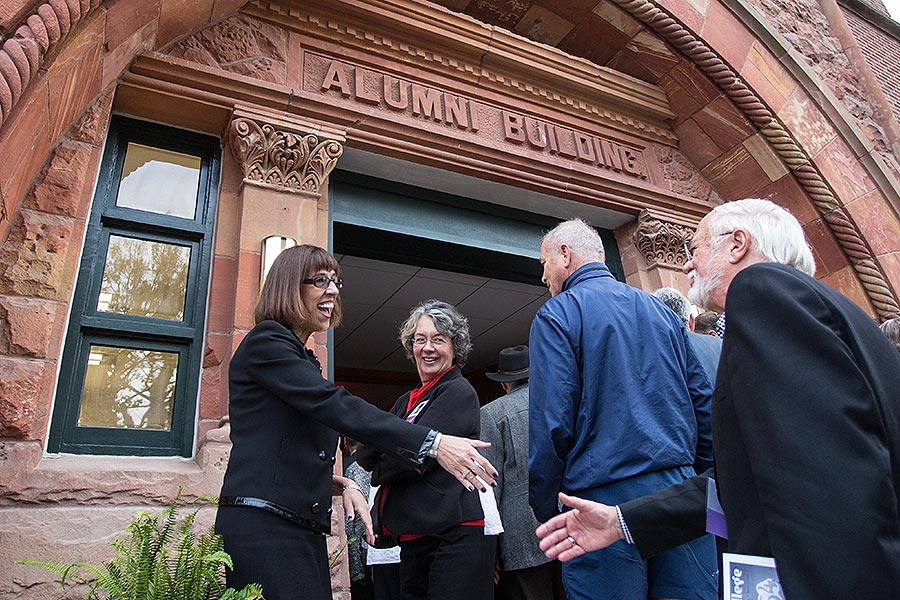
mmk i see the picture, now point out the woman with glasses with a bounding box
[357,299,495,600]
[215,246,497,600]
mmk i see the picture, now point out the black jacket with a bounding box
[357,368,484,536]
[220,320,432,534]
[621,264,900,599]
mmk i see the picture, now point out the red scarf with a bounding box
[405,366,455,415]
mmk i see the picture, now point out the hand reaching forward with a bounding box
[435,435,498,492]
[333,475,375,545]
[535,492,624,562]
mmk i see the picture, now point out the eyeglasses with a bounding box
[413,335,448,347]
[302,274,343,289]
[684,231,735,263]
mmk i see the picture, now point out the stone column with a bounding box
[224,105,346,362]
[622,209,695,293]
[208,105,351,598]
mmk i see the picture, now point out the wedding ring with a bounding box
[567,535,577,547]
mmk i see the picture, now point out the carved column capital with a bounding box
[632,210,694,269]
[226,107,346,195]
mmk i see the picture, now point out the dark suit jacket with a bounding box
[357,368,484,536]
[622,263,900,599]
[220,320,431,534]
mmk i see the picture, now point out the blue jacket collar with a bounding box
[561,262,612,294]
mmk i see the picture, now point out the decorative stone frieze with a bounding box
[249,0,678,145]
[652,144,716,202]
[167,15,288,85]
[226,109,345,194]
[632,209,693,269]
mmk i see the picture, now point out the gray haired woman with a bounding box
[357,299,495,600]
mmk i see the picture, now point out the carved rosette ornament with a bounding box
[632,210,693,268]
[227,115,344,194]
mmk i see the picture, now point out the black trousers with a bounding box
[215,505,330,600]
[496,561,568,600]
[373,563,402,600]
[399,526,495,600]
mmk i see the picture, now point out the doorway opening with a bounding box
[330,171,622,408]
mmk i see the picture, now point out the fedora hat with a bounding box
[486,345,529,382]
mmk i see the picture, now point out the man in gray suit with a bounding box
[481,345,566,600]
[653,287,722,383]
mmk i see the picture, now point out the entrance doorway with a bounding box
[329,170,623,408]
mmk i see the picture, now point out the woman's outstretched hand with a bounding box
[435,435,498,492]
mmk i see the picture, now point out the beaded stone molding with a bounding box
[0,0,103,129]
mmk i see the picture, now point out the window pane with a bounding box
[78,345,178,430]
[97,236,191,320]
[117,142,201,219]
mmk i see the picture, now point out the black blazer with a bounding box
[357,368,484,536]
[622,264,900,599]
[219,320,432,534]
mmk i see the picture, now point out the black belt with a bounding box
[218,496,328,535]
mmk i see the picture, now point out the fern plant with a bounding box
[19,493,264,600]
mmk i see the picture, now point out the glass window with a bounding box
[117,143,201,218]
[97,236,190,320]
[49,117,220,457]
[78,345,179,430]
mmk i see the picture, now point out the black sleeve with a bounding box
[356,394,408,472]
[240,322,431,464]
[369,376,480,486]
[619,469,711,558]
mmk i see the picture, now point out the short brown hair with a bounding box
[254,244,343,335]
[694,311,720,336]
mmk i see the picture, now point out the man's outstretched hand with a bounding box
[535,492,624,561]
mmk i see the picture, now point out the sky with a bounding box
[884,0,900,20]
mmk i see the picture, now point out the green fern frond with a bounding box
[17,491,264,600]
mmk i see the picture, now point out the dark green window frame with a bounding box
[48,116,220,457]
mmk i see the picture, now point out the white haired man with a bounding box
[529,219,717,600]
[536,199,900,600]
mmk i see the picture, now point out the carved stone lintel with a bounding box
[632,210,693,268]
[226,108,346,195]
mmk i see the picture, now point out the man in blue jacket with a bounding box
[528,218,716,600]
[535,200,900,600]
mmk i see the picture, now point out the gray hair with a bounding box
[543,218,605,262]
[654,287,692,326]
[399,299,472,368]
[881,317,900,353]
[705,199,816,276]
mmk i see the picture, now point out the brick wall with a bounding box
[843,6,900,125]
